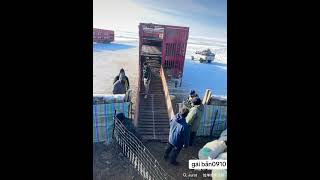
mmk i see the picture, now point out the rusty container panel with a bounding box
[93,28,114,43]
[138,23,189,78]
[162,26,189,78]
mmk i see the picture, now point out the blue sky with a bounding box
[93,0,227,40]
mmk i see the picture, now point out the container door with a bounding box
[162,27,189,78]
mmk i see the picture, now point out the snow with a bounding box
[93,43,135,52]
[187,35,227,64]
[181,36,227,97]
[93,40,139,95]
[93,31,227,98]
[180,59,227,98]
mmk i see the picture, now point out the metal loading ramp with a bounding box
[137,58,170,142]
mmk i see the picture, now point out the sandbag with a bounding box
[220,129,227,137]
[211,152,227,180]
[198,140,227,160]
[218,129,227,142]
[217,152,227,160]
[198,147,212,160]
[211,169,227,180]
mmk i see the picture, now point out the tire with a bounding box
[199,58,204,63]
[191,56,194,60]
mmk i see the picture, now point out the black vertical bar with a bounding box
[210,109,219,137]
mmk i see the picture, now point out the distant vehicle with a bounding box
[191,49,215,63]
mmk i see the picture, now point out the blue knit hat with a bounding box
[190,89,196,96]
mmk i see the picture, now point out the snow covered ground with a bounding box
[93,30,227,98]
[183,36,227,98]
[93,40,139,95]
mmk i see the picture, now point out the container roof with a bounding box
[139,23,189,30]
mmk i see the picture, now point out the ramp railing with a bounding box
[113,116,175,180]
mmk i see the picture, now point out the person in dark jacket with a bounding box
[112,74,127,94]
[186,97,204,146]
[142,62,152,99]
[113,68,130,91]
[183,89,199,109]
[164,108,190,165]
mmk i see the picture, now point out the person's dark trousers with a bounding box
[164,143,181,164]
[189,132,197,146]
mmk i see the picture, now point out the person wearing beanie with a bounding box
[186,97,204,146]
[190,90,196,96]
[164,107,190,165]
[183,89,199,109]
[112,74,127,94]
[113,68,130,91]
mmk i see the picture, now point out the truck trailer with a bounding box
[135,23,189,142]
[139,23,189,78]
[93,28,114,43]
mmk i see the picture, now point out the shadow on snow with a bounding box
[93,43,135,52]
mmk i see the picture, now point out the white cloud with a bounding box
[93,0,226,40]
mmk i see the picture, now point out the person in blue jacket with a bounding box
[164,108,190,165]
